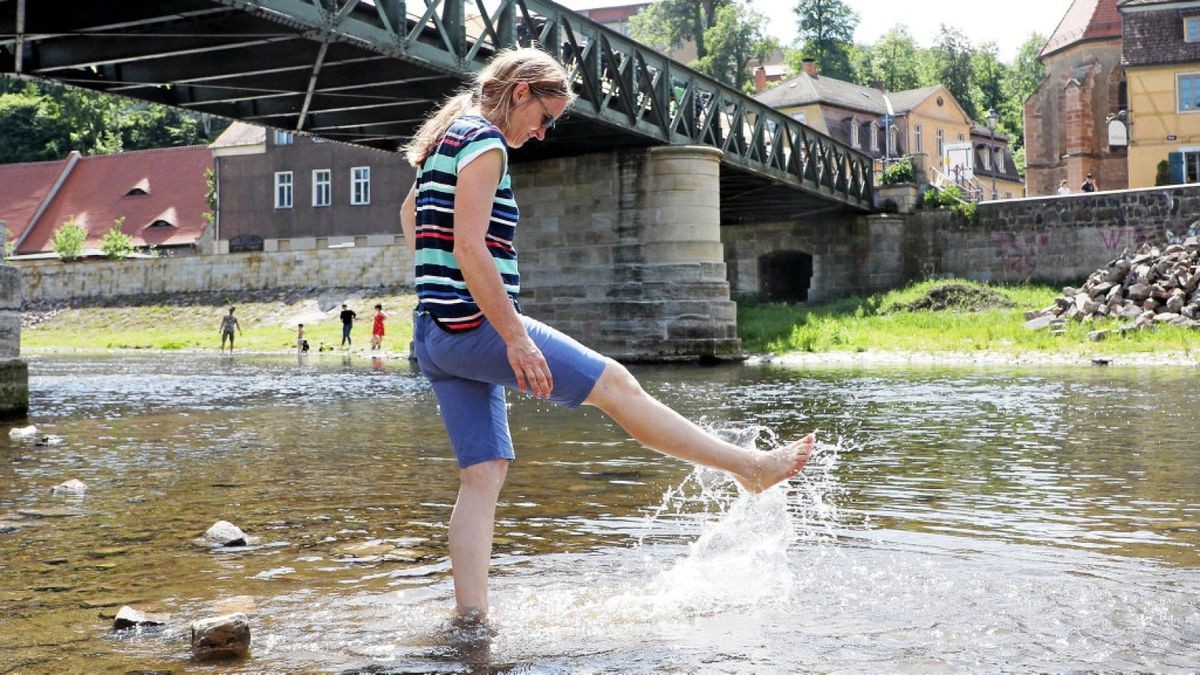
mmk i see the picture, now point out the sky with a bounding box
[558,0,1080,63]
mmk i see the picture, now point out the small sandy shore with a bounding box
[747,349,1200,368]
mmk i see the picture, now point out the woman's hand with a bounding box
[507,335,553,399]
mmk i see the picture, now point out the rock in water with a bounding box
[112,606,168,630]
[190,612,250,660]
[204,521,247,547]
[51,479,87,496]
[9,425,37,438]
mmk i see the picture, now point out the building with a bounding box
[210,123,415,254]
[1119,0,1200,186]
[970,125,1026,200]
[569,0,698,64]
[756,60,1022,200]
[1023,0,1127,195]
[0,146,213,258]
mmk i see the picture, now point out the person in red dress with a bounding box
[370,304,386,350]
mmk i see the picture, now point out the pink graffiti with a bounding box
[992,231,1051,277]
[1098,226,1136,251]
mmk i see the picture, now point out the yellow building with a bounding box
[1120,0,1200,186]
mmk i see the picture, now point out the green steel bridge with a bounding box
[0,0,874,222]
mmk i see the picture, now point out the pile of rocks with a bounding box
[1025,237,1200,339]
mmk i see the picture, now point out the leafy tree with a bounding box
[100,218,134,260]
[629,0,731,62]
[999,33,1047,153]
[970,43,1005,125]
[928,25,976,120]
[694,3,778,91]
[862,26,923,91]
[791,0,859,81]
[52,217,88,261]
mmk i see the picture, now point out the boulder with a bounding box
[8,425,38,438]
[204,521,247,547]
[1127,283,1152,301]
[191,613,250,661]
[113,606,168,630]
[51,479,87,496]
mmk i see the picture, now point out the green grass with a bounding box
[22,291,418,353]
[738,279,1199,357]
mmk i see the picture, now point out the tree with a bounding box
[693,3,778,91]
[629,0,730,63]
[861,25,922,91]
[791,0,859,81]
[100,218,134,260]
[52,217,88,261]
[970,43,1005,125]
[928,25,976,120]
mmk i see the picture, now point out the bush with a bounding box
[1155,159,1172,187]
[52,217,87,261]
[921,185,976,220]
[100,217,134,259]
[881,157,915,185]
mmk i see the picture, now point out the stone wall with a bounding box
[16,245,415,302]
[723,185,1200,301]
[0,266,28,418]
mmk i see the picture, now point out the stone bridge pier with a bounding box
[514,145,740,361]
[0,264,28,417]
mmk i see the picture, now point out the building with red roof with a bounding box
[1024,0,1128,196]
[0,145,212,258]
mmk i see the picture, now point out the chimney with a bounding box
[802,58,818,78]
[755,66,767,93]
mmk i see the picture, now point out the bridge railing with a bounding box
[215,0,873,209]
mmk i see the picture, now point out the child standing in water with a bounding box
[296,323,306,353]
[371,304,386,350]
[399,47,815,624]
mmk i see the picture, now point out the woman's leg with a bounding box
[583,360,814,493]
[448,458,509,619]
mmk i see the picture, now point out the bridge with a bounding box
[0,0,872,222]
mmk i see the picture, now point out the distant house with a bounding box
[1119,0,1200,186]
[209,122,415,254]
[755,60,1023,201]
[0,146,213,258]
[970,125,1026,200]
[1023,0,1127,195]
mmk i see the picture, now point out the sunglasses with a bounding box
[532,95,559,130]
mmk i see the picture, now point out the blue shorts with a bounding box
[413,313,608,468]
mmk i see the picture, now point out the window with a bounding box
[351,166,371,205]
[125,187,148,196]
[274,171,293,209]
[957,132,965,141]
[146,220,174,228]
[1186,17,1200,42]
[888,126,898,155]
[996,151,1005,173]
[274,129,294,145]
[312,169,331,207]
[1184,150,1200,182]
[870,122,879,152]
[936,128,945,158]
[981,146,991,170]
[850,121,860,148]
[915,124,923,153]
[1178,73,1200,112]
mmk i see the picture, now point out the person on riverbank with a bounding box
[219,307,241,353]
[1057,180,1070,196]
[370,304,386,350]
[1081,172,1098,192]
[339,303,357,349]
[297,323,308,353]
[399,47,816,624]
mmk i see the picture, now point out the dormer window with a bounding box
[1186,16,1200,43]
[275,129,294,145]
[125,178,150,196]
[146,220,175,228]
[125,187,148,196]
[870,122,880,152]
[981,146,991,170]
[850,120,860,148]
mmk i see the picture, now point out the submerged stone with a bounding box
[52,479,87,496]
[191,612,251,660]
[113,606,168,630]
[204,520,248,547]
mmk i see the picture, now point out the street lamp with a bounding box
[986,108,999,201]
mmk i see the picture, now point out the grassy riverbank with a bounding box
[738,279,1199,360]
[21,288,418,353]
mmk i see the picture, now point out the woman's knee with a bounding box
[458,458,509,492]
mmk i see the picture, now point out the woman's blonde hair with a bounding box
[403,48,575,167]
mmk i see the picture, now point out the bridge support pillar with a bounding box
[516,145,740,361]
[0,263,28,418]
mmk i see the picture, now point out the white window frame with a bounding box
[981,146,992,170]
[915,124,923,153]
[274,171,293,209]
[850,119,860,148]
[274,129,294,145]
[312,169,331,207]
[936,128,945,159]
[870,122,880,152]
[351,166,371,205]
[996,150,1005,173]
[1186,17,1200,43]
[1177,72,1200,113]
[888,126,898,154]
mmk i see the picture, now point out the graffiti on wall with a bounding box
[992,231,1052,277]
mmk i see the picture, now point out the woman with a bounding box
[400,48,815,623]
[370,304,386,350]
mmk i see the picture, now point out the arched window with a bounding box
[125,187,148,197]
[870,122,880,152]
[146,220,175,228]
[850,119,860,148]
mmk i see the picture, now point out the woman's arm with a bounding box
[454,150,553,399]
[400,182,417,253]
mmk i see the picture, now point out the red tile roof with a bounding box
[1040,0,1123,58]
[0,156,72,244]
[14,145,212,254]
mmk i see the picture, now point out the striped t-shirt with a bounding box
[414,115,520,332]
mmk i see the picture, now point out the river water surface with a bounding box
[1,354,1198,673]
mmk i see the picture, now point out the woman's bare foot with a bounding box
[735,433,816,493]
